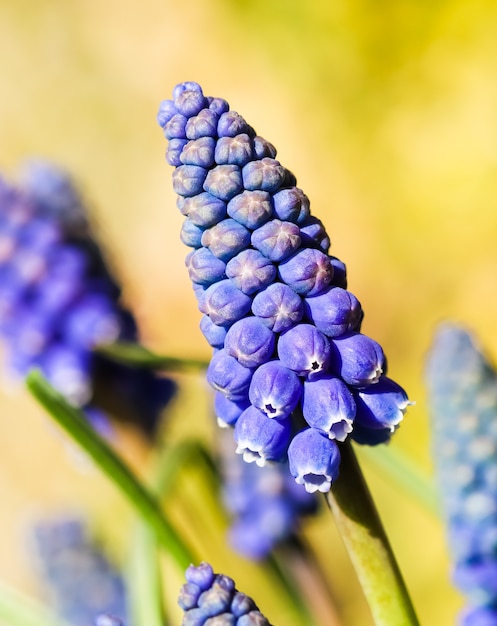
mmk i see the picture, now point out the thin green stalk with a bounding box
[26,370,195,571]
[325,440,420,626]
[0,578,71,626]
[96,341,208,371]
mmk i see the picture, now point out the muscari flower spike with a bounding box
[158,81,410,493]
[426,323,497,625]
[0,161,175,438]
[179,561,273,625]
[32,517,128,626]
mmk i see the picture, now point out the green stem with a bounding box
[95,341,208,371]
[0,579,71,626]
[325,441,420,626]
[26,370,195,571]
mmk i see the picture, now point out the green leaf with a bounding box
[325,441,420,626]
[95,341,209,371]
[26,369,196,571]
[0,578,72,626]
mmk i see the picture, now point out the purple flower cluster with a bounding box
[0,161,175,437]
[158,82,410,493]
[179,561,272,625]
[32,517,128,626]
[219,430,317,560]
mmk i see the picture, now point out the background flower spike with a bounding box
[426,323,497,624]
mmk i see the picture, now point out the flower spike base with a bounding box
[325,441,419,626]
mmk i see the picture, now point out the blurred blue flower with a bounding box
[426,323,497,623]
[0,161,175,438]
[32,517,128,626]
[159,81,410,492]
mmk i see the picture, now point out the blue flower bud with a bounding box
[224,317,275,368]
[329,332,384,387]
[215,134,254,166]
[180,137,216,168]
[186,248,227,286]
[185,109,220,139]
[157,98,177,127]
[272,187,310,224]
[200,315,228,348]
[227,190,273,230]
[249,360,302,419]
[206,349,253,401]
[174,86,207,118]
[242,158,286,192]
[166,138,188,167]
[163,113,188,139]
[178,582,202,610]
[185,562,215,590]
[208,97,230,115]
[251,219,301,262]
[230,592,257,617]
[225,249,276,294]
[253,136,277,159]
[201,219,251,262]
[278,247,333,296]
[215,392,250,427]
[277,323,331,379]
[180,218,205,248]
[172,164,207,197]
[217,111,252,138]
[172,80,203,101]
[304,286,362,337]
[287,427,341,493]
[199,279,252,326]
[203,164,243,201]
[251,283,304,333]
[354,376,410,431]
[302,376,356,441]
[299,216,331,253]
[183,192,227,228]
[234,405,291,465]
[198,583,233,616]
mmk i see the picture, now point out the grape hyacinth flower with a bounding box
[426,324,497,625]
[0,161,175,438]
[158,81,410,492]
[32,517,128,626]
[179,561,272,625]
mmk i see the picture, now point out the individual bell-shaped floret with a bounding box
[288,427,341,493]
[304,286,362,338]
[329,332,385,387]
[224,317,276,368]
[251,219,301,263]
[248,360,302,419]
[203,164,244,201]
[172,164,207,197]
[179,136,216,168]
[242,158,286,192]
[227,190,273,230]
[354,376,411,432]
[272,187,310,224]
[199,315,227,348]
[277,323,331,379]
[215,133,254,166]
[206,349,253,402]
[225,249,276,295]
[234,405,291,466]
[251,282,304,333]
[182,192,227,228]
[278,247,333,296]
[201,218,251,262]
[302,375,356,441]
[214,392,250,427]
[185,247,227,286]
[199,279,252,326]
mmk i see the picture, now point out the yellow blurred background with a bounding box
[2,1,497,624]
